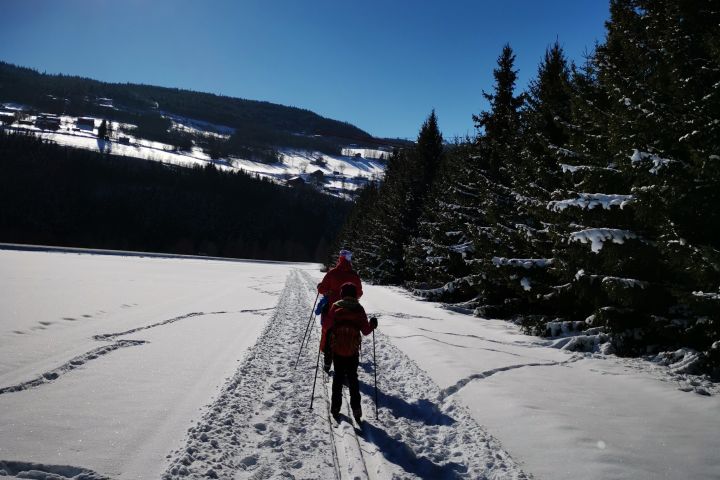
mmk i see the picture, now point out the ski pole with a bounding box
[373,325,378,419]
[309,329,322,410]
[294,292,320,370]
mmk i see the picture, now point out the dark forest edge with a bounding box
[334,0,720,378]
[0,130,349,262]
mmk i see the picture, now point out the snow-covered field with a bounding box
[1,248,718,479]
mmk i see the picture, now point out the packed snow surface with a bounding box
[1,247,719,479]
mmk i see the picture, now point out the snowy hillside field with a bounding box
[0,109,387,197]
[1,248,719,479]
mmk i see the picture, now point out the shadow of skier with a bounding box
[356,378,455,427]
[361,422,467,479]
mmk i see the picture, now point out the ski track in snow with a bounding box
[387,333,529,358]
[163,270,337,480]
[162,269,530,479]
[0,339,147,395]
[438,357,583,401]
[0,460,110,479]
[0,309,272,396]
[93,308,273,341]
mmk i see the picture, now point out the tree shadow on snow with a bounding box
[361,422,468,479]
[356,376,455,427]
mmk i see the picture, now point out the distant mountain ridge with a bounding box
[0,61,400,156]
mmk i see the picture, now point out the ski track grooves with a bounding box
[163,270,338,479]
[0,309,271,396]
[0,339,147,395]
[93,308,272,340]
[324,371,370,480]
[163,269,530,479]
[438,356,583,401]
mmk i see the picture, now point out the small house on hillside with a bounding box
[76,117,95,130]
[35,114,61,130]
[309,169,325,186]
[286,176,306,188]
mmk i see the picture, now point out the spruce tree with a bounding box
[97,119,107,139]
[337,112,444,284]
[537,0,720,367]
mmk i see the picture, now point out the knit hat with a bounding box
[340,282,358,298]
[339,249,352,262]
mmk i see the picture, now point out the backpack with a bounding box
[331,320,361,356]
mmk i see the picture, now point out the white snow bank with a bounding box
[569,228,638,253]
[651,349,705,375]
[546,320,588,338]
[548,193,634,212]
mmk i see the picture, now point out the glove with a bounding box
[370,317,378,329]
[315,296,328,315]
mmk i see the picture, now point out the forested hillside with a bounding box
[0,62,382,157]
[0,131,348,261]
[335,0,720,376]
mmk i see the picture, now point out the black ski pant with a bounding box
[331,353,360,415]
[323,331,333,371]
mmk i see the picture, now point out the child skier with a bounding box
[324,282,377,424]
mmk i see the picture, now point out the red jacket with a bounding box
[318,257,363,350]
[325,298,374,357]
[317,257,363,306]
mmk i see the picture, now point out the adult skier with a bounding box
[317,249,363,373]
[325,282,377,423]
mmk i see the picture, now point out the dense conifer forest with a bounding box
[0,131,348,261]
[334,0,720,376]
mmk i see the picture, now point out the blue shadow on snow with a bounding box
[361,422,468,479]
[354,371,455,427]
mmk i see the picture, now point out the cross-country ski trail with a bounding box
[163,269,529,479]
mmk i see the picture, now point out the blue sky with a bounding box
[1,0,609,139]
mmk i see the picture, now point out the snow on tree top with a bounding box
[630,149,675,174]
[559,163,619,173]
[692,291,720,300]
[569,228,638,253]
[548,193,634,212]
[492,257,554,268]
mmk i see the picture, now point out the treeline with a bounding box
[0,61,379,156]
[0,130,349,261]
[336,0,720,376]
